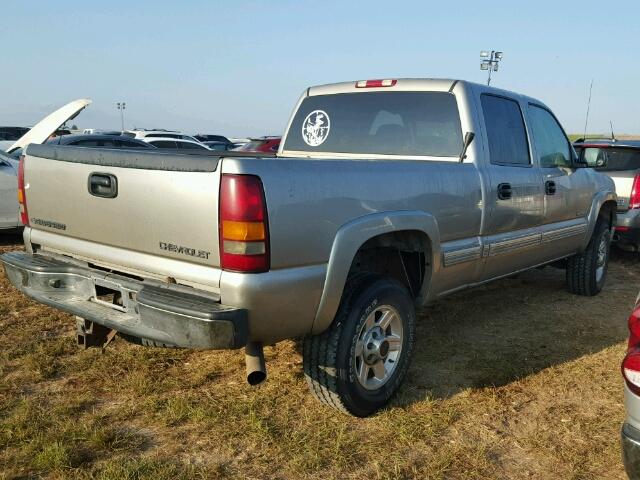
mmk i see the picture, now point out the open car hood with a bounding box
[6,98,92,154]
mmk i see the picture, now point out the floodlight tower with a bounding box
[480,51,503,86]
[116,102,126,132]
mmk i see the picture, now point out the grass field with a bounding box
[1,232,638,479]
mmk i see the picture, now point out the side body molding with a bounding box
[311,210,440,335]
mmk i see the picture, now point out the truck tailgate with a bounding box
[23,145,222,283]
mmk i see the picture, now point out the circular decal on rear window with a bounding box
[302,110,330,147]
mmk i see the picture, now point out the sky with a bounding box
[2,0,639,137]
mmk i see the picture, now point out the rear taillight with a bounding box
[622,303,640,394]
[17,155,28,226]
[355,79,397,88]
[219,174,269,273]
[630,174,640,209]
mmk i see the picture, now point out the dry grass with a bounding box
[0,231,638,479]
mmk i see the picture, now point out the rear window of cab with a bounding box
[283,91,463,157]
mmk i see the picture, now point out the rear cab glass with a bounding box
[283,91,463,157]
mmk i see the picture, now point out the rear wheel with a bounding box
[566,218,611,296]
[303,275,416,417]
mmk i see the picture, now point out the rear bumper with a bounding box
[0,251,248,349]
[623,423,640,479]
[615,209,640,246]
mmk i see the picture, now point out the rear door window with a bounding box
[480,94,530,166]
[283,91,463,157]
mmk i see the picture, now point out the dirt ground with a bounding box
[1,232,638,479]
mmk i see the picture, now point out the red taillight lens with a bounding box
[623,348,640,395]
[628,305,640,349]
[355,79,397,88]
[219,174,269,273]
[630,174,640,209]
[623,304,640,394]
[17,155,28,226]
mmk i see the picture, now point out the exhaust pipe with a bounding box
[245,341,267,386]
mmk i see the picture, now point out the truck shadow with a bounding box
[399,249,638,403]
[0,230,23,247]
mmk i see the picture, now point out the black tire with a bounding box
[303,274,416,417]
[566,217,611,296]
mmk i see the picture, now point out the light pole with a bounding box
[116,102,126,132]
[480,51,503,86]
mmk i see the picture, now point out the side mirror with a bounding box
[572,155,588,168]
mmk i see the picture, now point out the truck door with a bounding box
[526,104,592,258]
[478,93,547,280]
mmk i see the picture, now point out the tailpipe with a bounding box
[245,341,267,386]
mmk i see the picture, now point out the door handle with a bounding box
[545,180,556,195]
[497,183,512,200]
[88,173,118,198]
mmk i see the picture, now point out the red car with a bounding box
[236,136,281,153]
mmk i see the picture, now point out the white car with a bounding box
[0,98,91,231]
[124,130,201,143]
[143,137,212,151]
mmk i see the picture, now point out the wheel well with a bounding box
[599,200,617,230]
[347,230,432,300]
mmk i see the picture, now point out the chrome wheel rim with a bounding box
[353,305,403,391]
[596,232,608,282]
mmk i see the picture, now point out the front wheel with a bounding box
[566,218,611,296]
[303,275,416,417]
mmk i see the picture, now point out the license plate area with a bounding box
[90,277,138,313]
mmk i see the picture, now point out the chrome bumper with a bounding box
[623,423,640,479]
[1,251,247,349]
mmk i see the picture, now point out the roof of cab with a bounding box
[306,78,545,107]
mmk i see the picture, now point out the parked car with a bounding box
[1,79,616,416]
[124,129,201,143]
[228,137,250,148]
[82,129,123,136]
[143,138,211,150]
[0,99,92,229]
[203,141,234,151]
[194,134,231,143]
[234,136,281,153]
[0,127,31,151]
[574,139,640,251]
[47,134,155,149]
[0,151,18,230]
[621,291,640,478]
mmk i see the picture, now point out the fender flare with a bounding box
[582,190,617,250]
[311,210,440,335]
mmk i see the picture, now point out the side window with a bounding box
[151,140,177,149]
[177,142,206,150]
[528,105,571,168]
[119,140,148,149]
[74,140,101,147]
[480,94,530,166]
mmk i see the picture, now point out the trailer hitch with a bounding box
[76,317,117,351]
